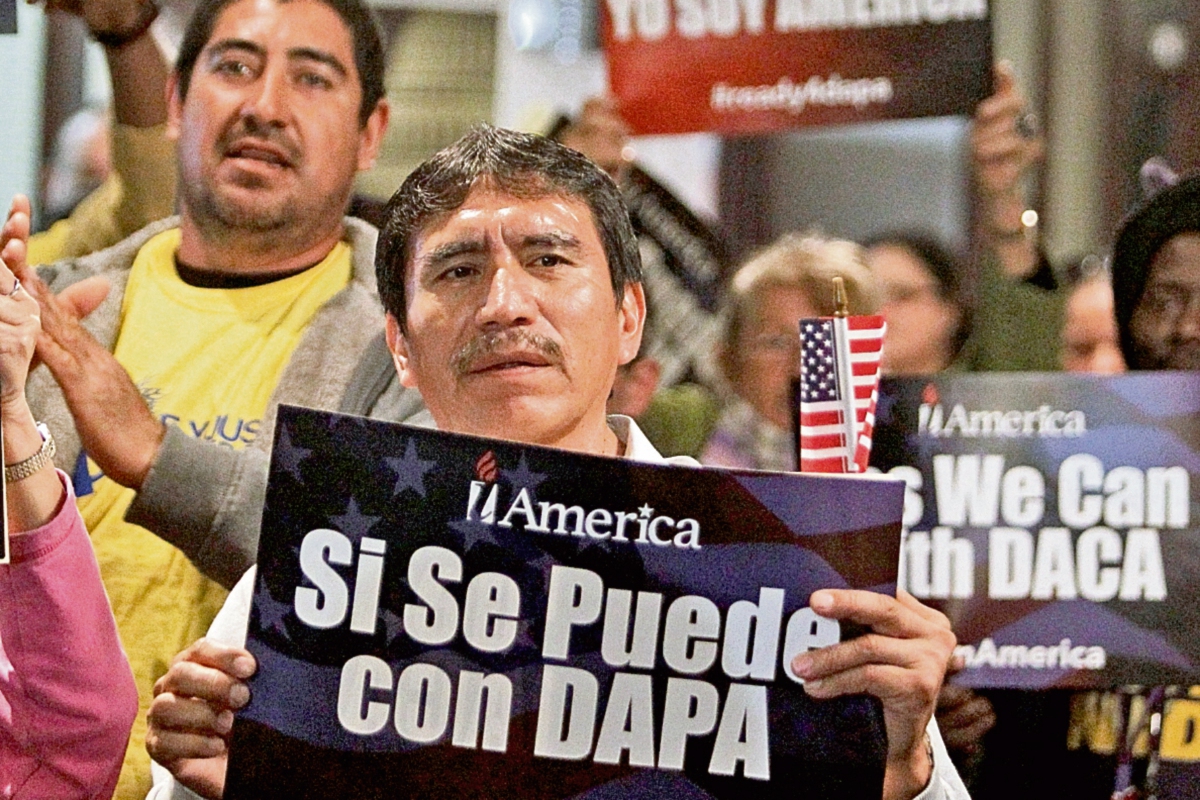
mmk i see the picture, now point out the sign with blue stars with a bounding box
[225,405,906,799]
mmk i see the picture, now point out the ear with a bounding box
[616,282,646,367]
[357,99,390,172]
[621,358,661,418]
[166,72,184,142]
[385,313,418,389]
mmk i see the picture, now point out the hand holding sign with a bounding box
[791,589,956,800]
[147,637,257,800]
[971,63,1044,202]
[556,97,634,184]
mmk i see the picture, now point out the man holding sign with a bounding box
[145,125,966,800]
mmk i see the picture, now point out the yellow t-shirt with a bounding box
[82,228,352,800]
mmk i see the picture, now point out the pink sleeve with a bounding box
[0,471,138,799]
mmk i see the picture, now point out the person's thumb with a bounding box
[57,276,111,321]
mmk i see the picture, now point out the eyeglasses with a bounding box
[1139,282,1200,322]
[879,281,939,305]
[744,332,800,359]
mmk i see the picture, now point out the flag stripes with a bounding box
[797,315,886,473]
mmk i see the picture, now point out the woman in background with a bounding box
[0,195,137,799]
[701,232,877,471]
[864,233,971,376]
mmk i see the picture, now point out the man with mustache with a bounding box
[8,0,416,795]
[144,125,968,800]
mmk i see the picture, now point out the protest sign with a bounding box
[601,0,993,135]
[224,405,905,799]
[869,373,1200,690]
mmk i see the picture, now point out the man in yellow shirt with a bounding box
[10,0,412,796]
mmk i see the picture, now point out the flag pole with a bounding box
[831,277,858,472]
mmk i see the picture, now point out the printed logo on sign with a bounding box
[710,74,894,115]
[465,480,702,550]
[954,638,1106,671]
[918,397,1086,439]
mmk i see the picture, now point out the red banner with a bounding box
[602,0,994,135]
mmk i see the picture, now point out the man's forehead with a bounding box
[415,189,597,245]
[1149,233,1200,283]
[401,187,605,283]
[205,0,355,58]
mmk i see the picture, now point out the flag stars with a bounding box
[274,425,311,481]
[330,498,380,544]
[254,588,293,637]
[386,440,436,497]
[450,516,501,552]
[504,453,547,493]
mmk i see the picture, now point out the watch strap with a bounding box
[5,423,56,484]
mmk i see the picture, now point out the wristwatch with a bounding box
[5,423,56,483]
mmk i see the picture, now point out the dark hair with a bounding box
[863,231,973,359]
[376,123,642,328]
[174,0,385,126]
[1111,173,1200,367]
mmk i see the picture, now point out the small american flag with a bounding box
[798,315,886,473]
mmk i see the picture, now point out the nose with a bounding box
[476,256,538,329]
[1175,295,1200,341]
[242,66,289,127]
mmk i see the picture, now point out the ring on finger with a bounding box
[4,278,21,298]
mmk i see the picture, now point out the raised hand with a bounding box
[5,196,163,489]
[971,62,1044,201]
[0,196,41,409]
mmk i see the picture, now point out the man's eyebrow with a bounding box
[205,39,266,62]
[287,47,349,78]
[524,232,583,251]
[202,41,349,79]
[421,239,487,269]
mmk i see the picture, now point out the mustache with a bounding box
[451,329,564,376]
[219,117,301,162]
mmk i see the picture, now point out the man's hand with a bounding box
[3,197,164,489]
[146,638,257,800]
[558,97,634,183]
[790,589,956,800]
[970,62,1046,279]
[971,62,1044,203]
[40,0,151,39]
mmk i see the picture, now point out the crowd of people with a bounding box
[1,0,1195,798]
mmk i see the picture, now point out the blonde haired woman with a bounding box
[702,233,878,471]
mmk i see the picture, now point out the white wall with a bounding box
[0,3,45,212]
[765,118,971,250]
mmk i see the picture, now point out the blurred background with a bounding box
[6,0,1199,267]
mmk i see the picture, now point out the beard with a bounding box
[1132,341,1200,370]
[180,166,298,235]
